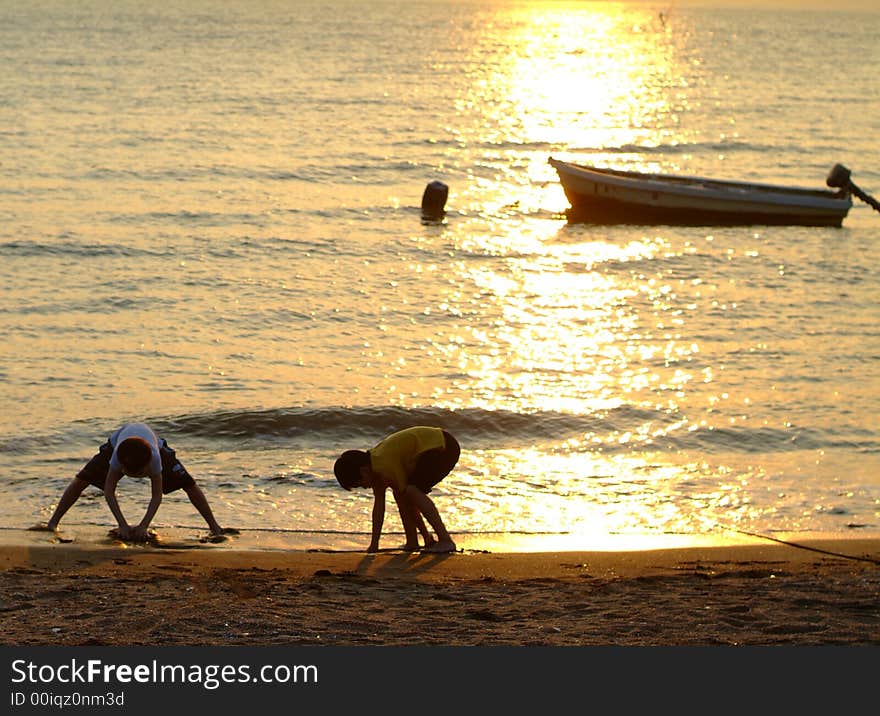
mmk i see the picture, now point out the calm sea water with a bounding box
[2,0,878,548]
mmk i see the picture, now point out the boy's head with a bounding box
[334,450,370,490]
[116,437,152,474]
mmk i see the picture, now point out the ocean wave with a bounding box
[566,140,772,157]
[144,405,878,455]
[156,405,655,444]
[0,240,166,259]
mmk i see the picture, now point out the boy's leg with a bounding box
[405,432,459,552]
[36,442,112,531]
[45,477,90,530]
[412,507,436,547]
[159,441,232,537]
[393,492,422,549]
[407,498,437,548]
[404,485,455,552]
[182,483,223,535]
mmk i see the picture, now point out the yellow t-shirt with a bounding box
[369,426,446,492]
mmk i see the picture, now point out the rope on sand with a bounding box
[729,528,880,566]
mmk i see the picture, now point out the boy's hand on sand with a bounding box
[110,525,133,541]
[130,526,151,542]
[110,526,155,543]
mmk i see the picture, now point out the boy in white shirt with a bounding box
[39,422,233,542]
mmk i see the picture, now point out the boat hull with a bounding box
[549,158,852,227]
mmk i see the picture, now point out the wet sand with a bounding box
[1,527,878,646]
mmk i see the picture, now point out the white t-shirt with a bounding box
[107,423,162,478]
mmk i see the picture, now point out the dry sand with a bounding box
[1,527,878,646]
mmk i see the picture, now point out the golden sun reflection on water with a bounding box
[450,234,678,418]
[439,228,731,534]
[505,5,678,151]
[452,2,686,175]
[448,1,700,223]
[433,3,742,537]
[410,3,870,541]
[452,447,765,549]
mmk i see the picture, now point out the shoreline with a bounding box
[6,520,880,554]
[2,527,878,646]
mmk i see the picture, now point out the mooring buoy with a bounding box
[421,180,448,220]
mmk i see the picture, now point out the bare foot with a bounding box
[28,522,57,532]
[30,524,74,543]
[401,543,421,552]
[422,540,456,554]
[201,527,240,543]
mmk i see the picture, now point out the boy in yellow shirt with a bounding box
[333,426,459,553]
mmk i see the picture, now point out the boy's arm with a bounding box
[368,483,386,553]
[103,469,130,536]
[132,473,163,539]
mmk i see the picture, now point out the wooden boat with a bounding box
[549,157,856,227]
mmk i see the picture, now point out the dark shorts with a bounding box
[76,439,196,495]
[409,430,460,494]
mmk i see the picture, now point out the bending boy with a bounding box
[334,426,459,554]
[40,422,231,541]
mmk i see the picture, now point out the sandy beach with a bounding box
[1,527,878,646]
